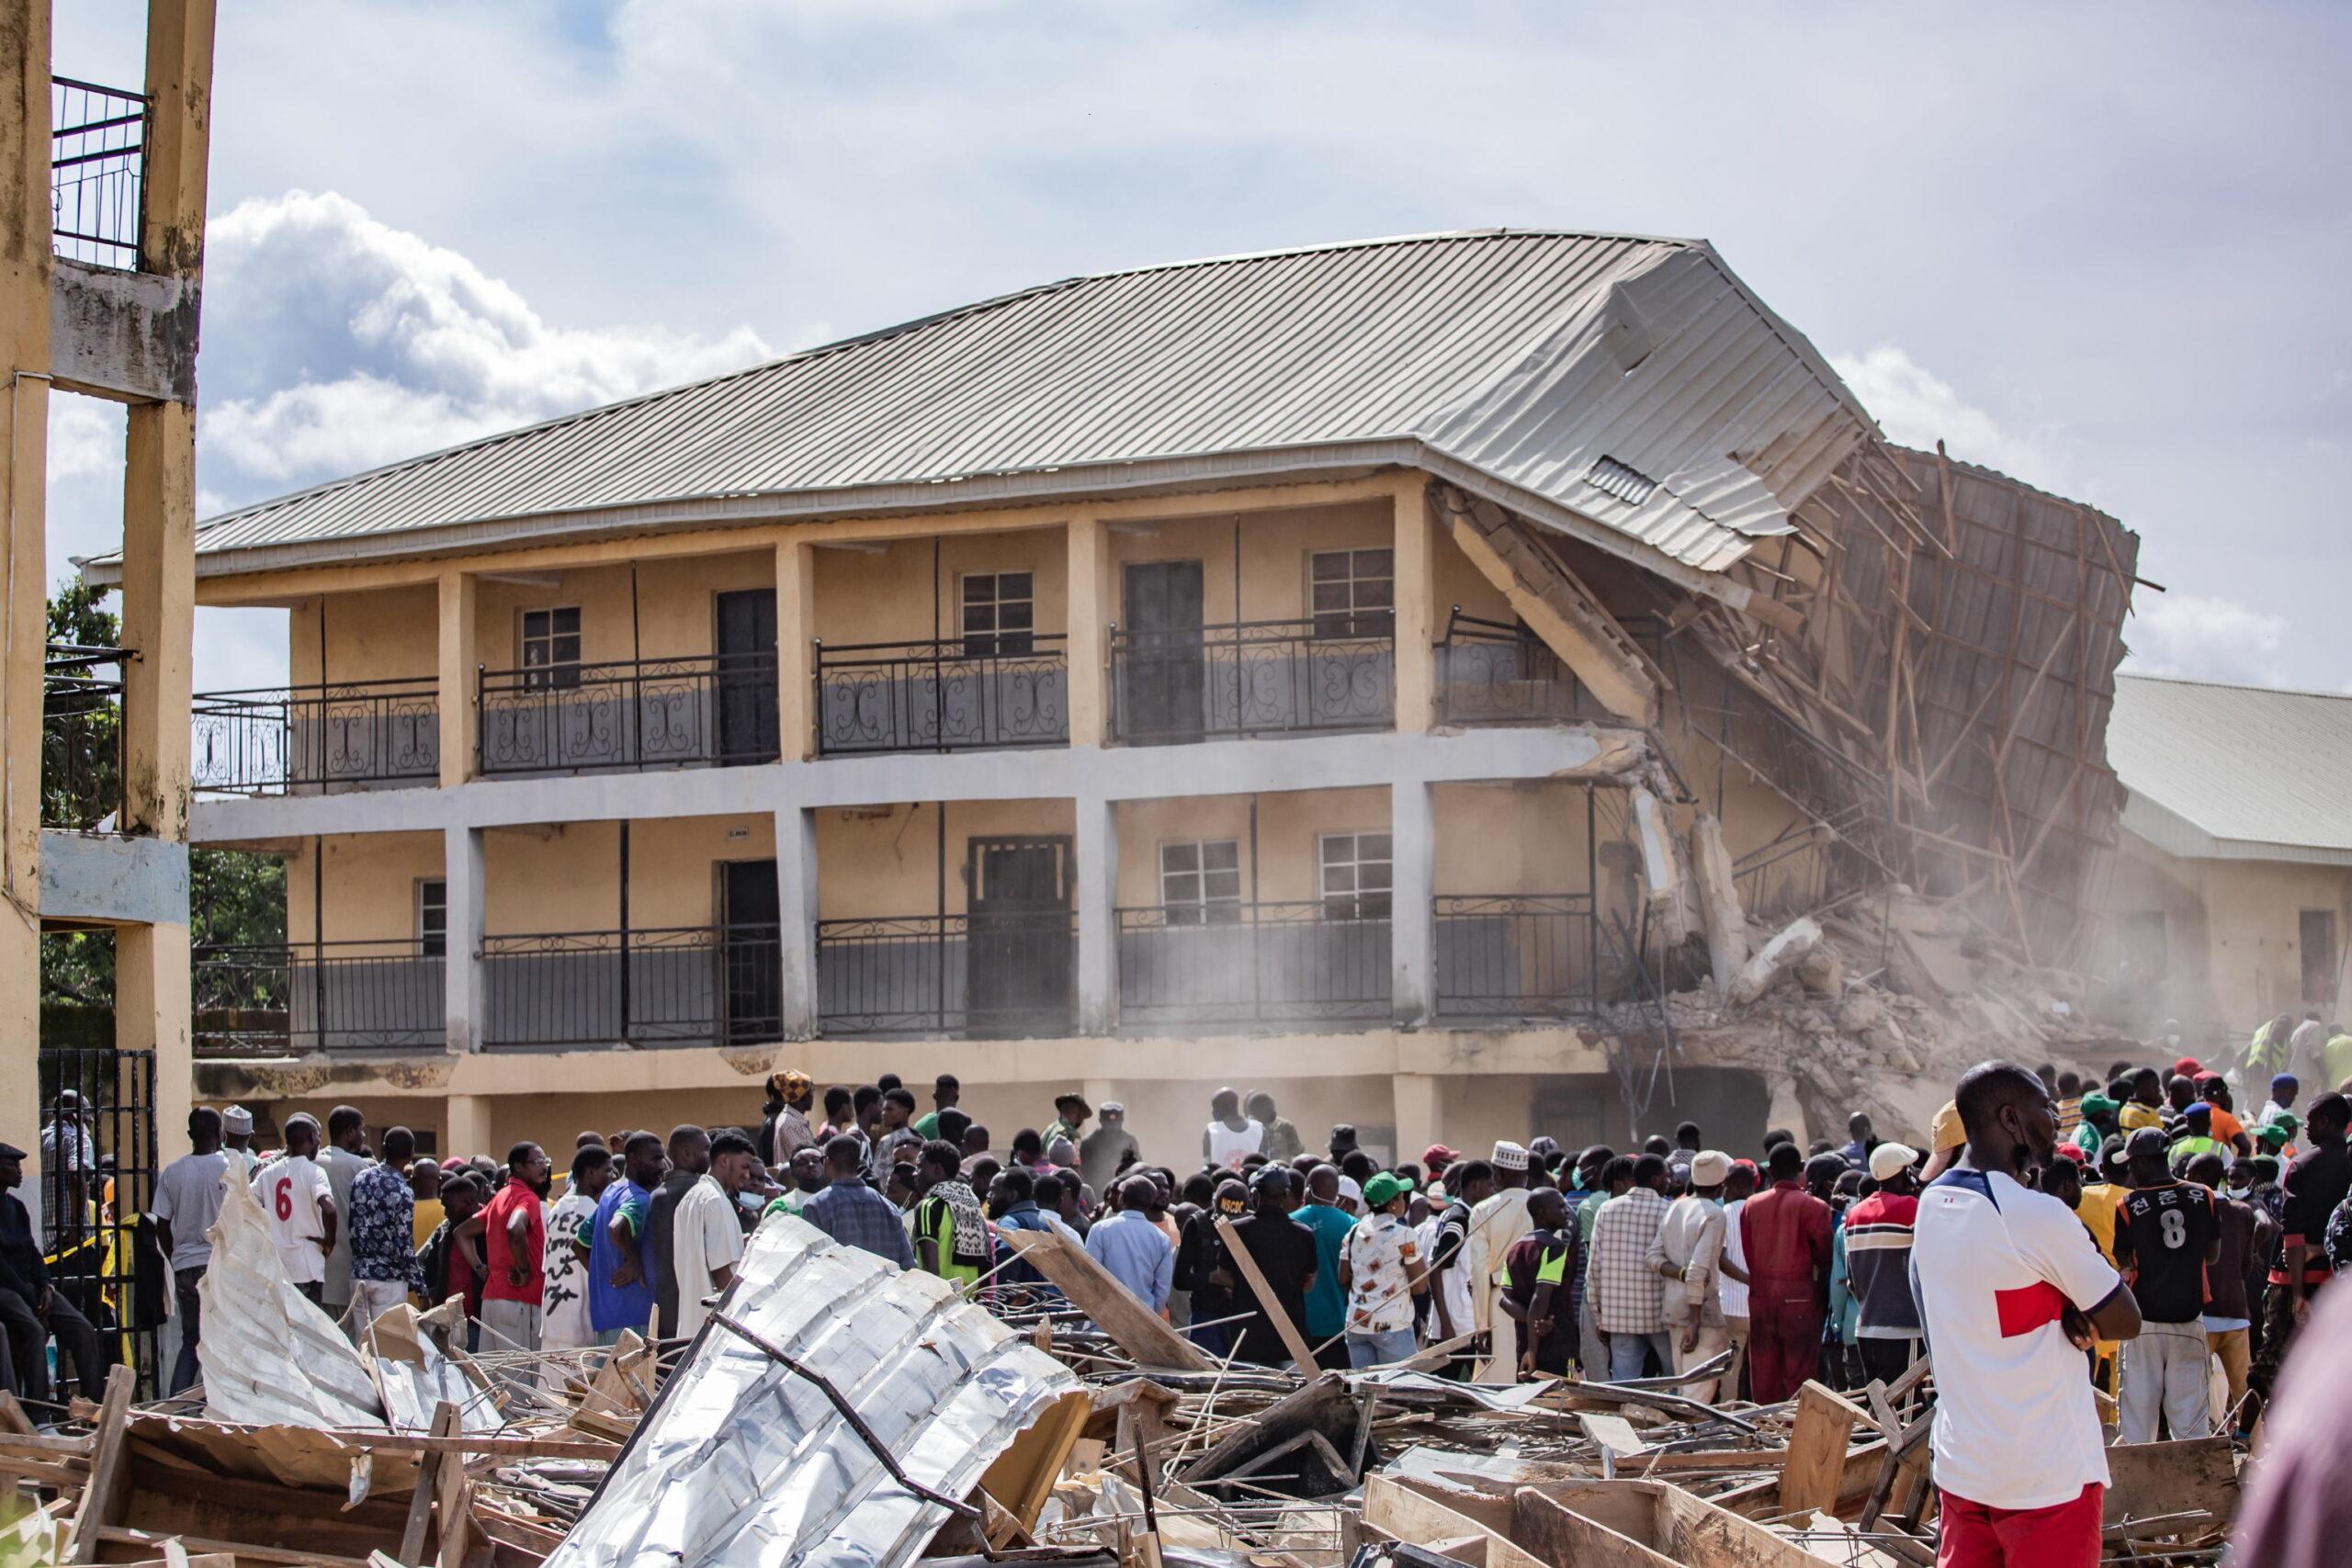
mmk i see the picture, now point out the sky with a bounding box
[48,0,2352,694]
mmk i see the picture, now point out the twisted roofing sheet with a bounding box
[169,229,1874,583]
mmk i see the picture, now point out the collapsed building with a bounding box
[109,227,2144,1160]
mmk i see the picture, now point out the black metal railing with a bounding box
[1432,893,1599,1021]
[1110,616,1394,744]
[39,1048,161,1398]
[1435,611,1610,727]
[481,924,782,1049]
[191,678,440,795]
[814,635,1069,755]
[193,939,446,1056]
[478,654,778,775]
[43,643,126,829]
[817,911,1074,1037]
[1115,899,1390,1029]
[52,77,146,268]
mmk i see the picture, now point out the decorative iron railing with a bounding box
[1109,616,1394,744]
[1114,899,1390,1029]
[816,911,1075,1037]
[814,635,1069,755]
[51,77,145,267]
[1431,893,1599,1020]
[192,939,445,1055]
[480,924,782,1049]
[43,643,126,829]
[191,678,439,794]
[1434,611,1608,727]
[477,654,778,774]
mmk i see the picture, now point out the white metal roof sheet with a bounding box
[2109,672,2352,863]
[162,229,1873,584]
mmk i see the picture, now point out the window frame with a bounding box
[959,570,1037,659]
[1158,838,1242,925]
[519,605,583,690]
[1306,547,1395,640]
[1317,829,1393,920]
[416,877,448,959]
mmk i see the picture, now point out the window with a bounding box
[417,879,447,958]
[1159,840,1241,924]
[1318,830,1392,919]
[1309,548,1393,639]
[961,571,1035,658]
[521,606,582,689]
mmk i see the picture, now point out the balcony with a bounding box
[815,635,1069,756]
[51,77,145,269]
[193,939,445,1056]
[1109,617,1394,745]
[192,680,440,795]
[43,643,125,830]
[1431,894,1598,1021]
[477,654,778,776]
[816,912,1075,1038]
[480,924,781,1049]
[1435,612,1609,728]
[1114,899,1391,1030]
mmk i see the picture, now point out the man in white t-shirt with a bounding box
[671,1130,753,1341]
[1914,1062,2143,1568]
[1203,1089,1264,1171]
[250,1114,338,1302]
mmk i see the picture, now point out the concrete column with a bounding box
[774,806,818,1040]
[137,1,218,280]
[1392,477,1434,733]
[443,1094,489,1165]
[1392,1072,1440,1171]
[436,570,478,786]
[1390,779,1434,1027]
[443,825,485,1052]
[117,924,193,1160]
[776,538,816,761]
[1065,515,1111,746]
[1075,795,1119,1035]
[119,400,196,840]
[0,0,53,1187]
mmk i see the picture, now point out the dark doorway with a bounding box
[715,589,780,764]
[720,859,782,1043]
[2301,908,2339,1010]
[1120,560,1205,742]
[966,836,1074,1035]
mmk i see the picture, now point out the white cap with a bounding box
[220,1104,254,1134]
[1869,1143,1921,1182]
[1337,1175,1363,1212]
[1492,1140,1531,1171]
[1690,1150,1732,1186]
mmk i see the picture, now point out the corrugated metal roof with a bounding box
[156,229,1873,584]
[2110,673,2352,864]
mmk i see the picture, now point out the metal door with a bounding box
[720,859,782,1043]
[715,589,780,763]
[966,836,1073,1035]
[1119,560,1204,742]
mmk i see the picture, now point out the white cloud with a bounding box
[198,190,774,493]
[2122,593,2290,686]
[47,398,122,482]
[1830,344,2079,499]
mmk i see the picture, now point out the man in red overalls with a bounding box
[1739,1139,1832,1403]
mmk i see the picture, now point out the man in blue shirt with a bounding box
[589,1131,663,1345]
[804,1134,916,1269]
[1084,1176,1175,1315]
[1294,1165,1360,1369]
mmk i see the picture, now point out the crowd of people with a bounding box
[2,1031,2347,1563]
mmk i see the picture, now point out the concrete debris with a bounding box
[1724,917,1822,1006]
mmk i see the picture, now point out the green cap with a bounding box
[2076,1092,2118,1116]
[1363,1171,1414,1208]
[2256,1116,2297,1147]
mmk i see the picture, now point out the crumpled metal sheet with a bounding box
[548,1213,1081,1568]
[197,1167,387,1429]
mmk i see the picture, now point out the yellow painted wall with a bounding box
[1113,787,1388,908]
[294,583,438,686]
[287,831,444,944]
[810,529,1067,649]
[814,800,1078,919]
[1102,499,1399,628]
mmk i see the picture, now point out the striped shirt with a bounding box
[1840,1190,1919,1337]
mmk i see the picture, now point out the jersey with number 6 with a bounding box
[2113,1180,2216,1324]
[251,1154,333,1284]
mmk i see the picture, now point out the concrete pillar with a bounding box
[776,537,816,761]
[1392,1072,1440,1171]
[443,1094,489,1165]
[1390,779,1434,1027]
[774,806,818,1040]
[117,924,192,1160]
[1075,795,1119,1035]
[436,570,478,786]
[443,825,485,1052]
[137,2,217,279]
[1392,477,1434,733]
[1065,515,1112,746]
[119,400,196,840]
[1690,813,1749,993]
[0,0,53,1190]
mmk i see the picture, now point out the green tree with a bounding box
[41,580,121,831]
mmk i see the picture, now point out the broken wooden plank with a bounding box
[398,1403,457,1568]
[1780,1381,1872,1517]
[1001,1228,1214,1371]
[1362,1474,1546,1568]
[65,1362,133,1564]
[1214,1215,1318,1373]
[97,1527,374,1568]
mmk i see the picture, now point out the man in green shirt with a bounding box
[912,1141,989,1289]
[911,1075,960,1141]
[1247,1091,1306,1163]
[1044,1093,1091,1151]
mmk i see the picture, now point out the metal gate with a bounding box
[37,1045,161,1402]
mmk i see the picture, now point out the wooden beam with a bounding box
[66,1364,134,1563]
[1779,1380,1871,1517]
[397,1403,457,1567]
[999,1229,1213,1371]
